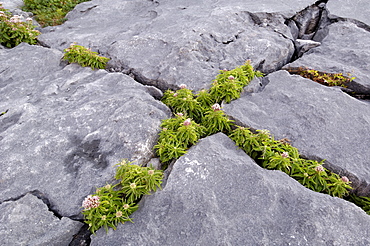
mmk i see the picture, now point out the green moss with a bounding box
[286,67,355,87]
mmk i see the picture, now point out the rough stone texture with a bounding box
[0,44,171,220]
[91,133,370,245]
[1,0,23,10]
[0,193,82,246]
[327,0,370,27]
[37,0,308,91]
[2,0,370,244]
[285,21,370,94]
[223,70,370,195]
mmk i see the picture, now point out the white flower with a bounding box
[211,103,221,111]
[281,152,289,158]
[183,118,191,126]
[315,165,325,172]
[179,84,187,89]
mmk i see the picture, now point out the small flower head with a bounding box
[183,118,191,126]
[281,152,289,158]
[101,215,107,221]
[104,184,111,189]
[82,195,100,210]
[211,103,221,111]
[116,211,123,218]
[341,176,350,183]
[315,165,325,172]
[26,17,32,22]
[173,93,178,97]
[177,113,183,117]
[228,75,235,80]
[179,84,187,89]
[148,170,155,175]
[123,204,130,209]
[130,183,136,188]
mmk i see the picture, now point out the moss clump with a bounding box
[285,67,355,87]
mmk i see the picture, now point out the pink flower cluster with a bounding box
[315,165,325,172]
[183,118,191,126]
[82,195,100,210]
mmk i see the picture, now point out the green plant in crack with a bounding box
[209,61,263,103]
[0,3,40,48]
[22,0,90,27]
[201,103,234,135]
[286,67,355,87]
[162,85,205,122]
[228,125,352,198]
[348,195,370,215]
[82,160,163,233]
[0,109,9,116]
[158,61,260,164]
[63,43,110,70]
[156,60,366,212]
[154,114,205,163]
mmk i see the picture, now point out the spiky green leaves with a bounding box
[229,126,352,198]
[158,61,262,164]
[154,115,205,163]
[82,160,163,233]
[63,43,110,70]
[209,61,263,103]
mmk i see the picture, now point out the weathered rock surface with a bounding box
[1,0,23,10]
[91,133,370,245]
[0,43,171,220]
[327,0,370,27]
[0,193,82,246]
[285,21,370,94]
[37,0,313,91]
[223,70,370,195]
[2,0,370,244]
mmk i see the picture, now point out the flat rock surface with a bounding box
[91,133,370,245]
[38,0,306,91]
[223,70,370,194]
[0,44,171,219]
[327,0,370,27]
[0,193,82,246]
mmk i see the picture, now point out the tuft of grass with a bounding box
[22,0,90,27]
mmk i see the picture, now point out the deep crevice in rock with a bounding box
[69,224,92,246]
[0,190,63,219]
[285,0,334,61]
[227,115,370,198]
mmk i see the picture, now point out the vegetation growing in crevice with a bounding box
[0,109,9,116]
[156,61,261,164]
[63,43,110,70]
[0,3,40,48]
[81,160,163,234]
[22,0,90,27]
[285,66,355,87]
[157,61,370,215]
